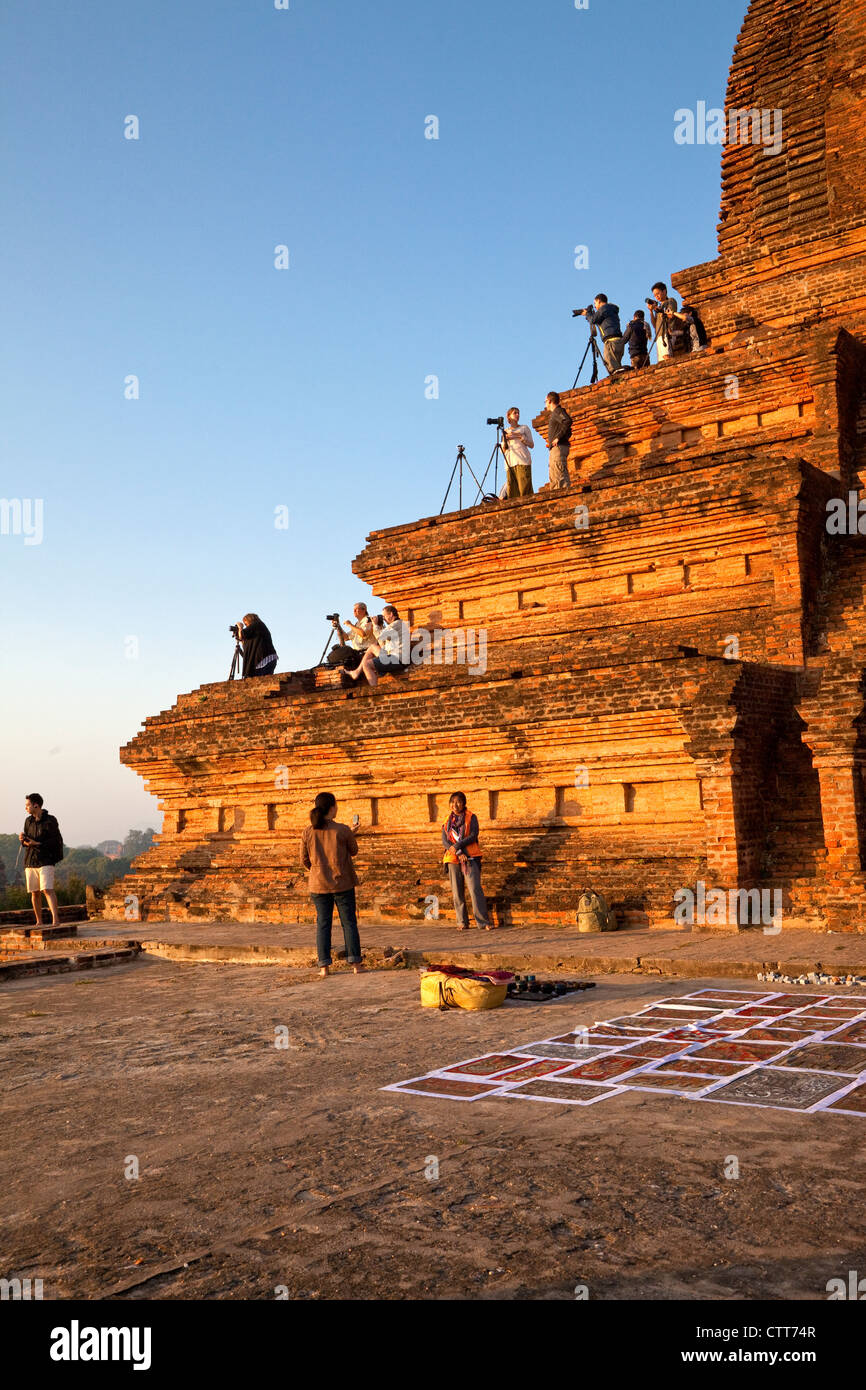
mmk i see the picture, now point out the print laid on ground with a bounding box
[383,991,866,1115]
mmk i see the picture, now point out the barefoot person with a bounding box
[19,793,63,928]
[442,791,493,931]
[301,792,364,977]
[343,604,411,689]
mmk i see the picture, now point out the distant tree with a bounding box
[122,828,157,859]
[0,834,24,888]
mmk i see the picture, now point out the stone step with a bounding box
[0,905,86,927]
[0,923,80,951]
[0,945,140,981]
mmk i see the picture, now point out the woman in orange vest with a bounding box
[441,790,493,930]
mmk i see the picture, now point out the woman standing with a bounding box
[301,792,364,977]
[441,790,493,931]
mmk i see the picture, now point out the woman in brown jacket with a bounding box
[301,791,364,977]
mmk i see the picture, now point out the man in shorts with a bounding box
[19,792,63,927]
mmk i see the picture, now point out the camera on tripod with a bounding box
[573,306,594,319]
[486,416,504,428]
[326,612,340,624]
[229,622,242,639]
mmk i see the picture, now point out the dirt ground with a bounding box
[2,958,864,1301]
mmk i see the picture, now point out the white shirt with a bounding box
[504,422,534,468]
[347,616,374,651]
[376,619,411,664]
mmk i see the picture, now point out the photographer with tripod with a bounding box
[324,603,374,670]
[578,294,625,376]
[230,613,278,678]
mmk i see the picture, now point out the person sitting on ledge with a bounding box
[342,604,411,689]
[327,603,374,670]
[669,303,709,353]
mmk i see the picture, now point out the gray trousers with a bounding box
[447,859,490,928]
[548,445,570,489]
[603,335,625,373]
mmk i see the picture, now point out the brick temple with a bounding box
[100,0,866,933]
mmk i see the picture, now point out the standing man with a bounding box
[19,793,63,928]
[503,407,534,498]
[622,309,652,370]
[579,294,625,375]
[646,282,686,362]
[442,791,493,931]
[544,392,573,489]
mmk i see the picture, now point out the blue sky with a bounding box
[1,0,746,844]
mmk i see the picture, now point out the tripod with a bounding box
[572,323,607,388]
[440,445,485,515]
[472,421,509,504]
[228,638,244,680]
[318,624,337,667]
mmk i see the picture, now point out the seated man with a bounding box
[343,605,411,689]
[327,603,375,669]
[669,303,709,353]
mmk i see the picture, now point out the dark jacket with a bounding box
[547,405,573,449]
[22,811,63,868]
[622,318,651,357]
[589,303,622,341]
[241,618,278,678]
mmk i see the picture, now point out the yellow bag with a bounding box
[420,970,507,1011]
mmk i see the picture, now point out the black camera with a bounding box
[229,623,241,638]
[326,612,339,623]
[486,416,504,427]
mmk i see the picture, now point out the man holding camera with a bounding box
[503,407,534,498]
[233,613,278,677]
[327,603,375,670]
[646,282,686,362]
[343,604,411,689]
[578,294,625,376]
[544,392,573,489]
[19,793,63,928]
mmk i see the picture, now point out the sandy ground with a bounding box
[2,958,864,1301]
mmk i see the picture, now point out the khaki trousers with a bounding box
[506,463,533,498]
[548,445,570,489]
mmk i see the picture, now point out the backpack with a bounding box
[46,816,64,863]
